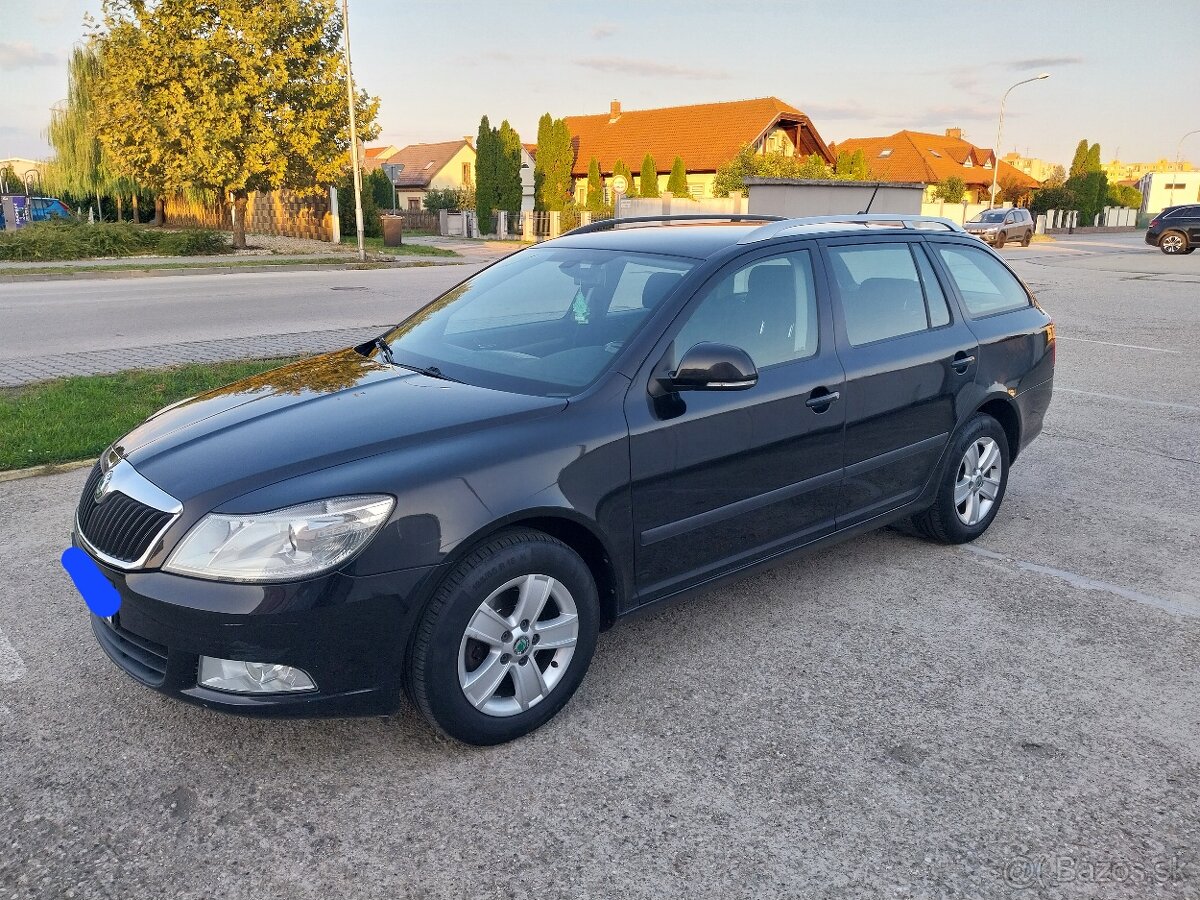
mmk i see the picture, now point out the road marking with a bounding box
[1056,388,1200,414]
[1057,336,1181,353]
[0,625,26,684]
[962,545,1198,619]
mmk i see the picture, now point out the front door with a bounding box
[625,243,846,604]
[822,237,979,526]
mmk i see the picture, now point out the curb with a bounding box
[0,458,94,484]
[0,257,468,283]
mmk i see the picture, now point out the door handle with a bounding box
[805,390,840,410]
[952,353,976,374]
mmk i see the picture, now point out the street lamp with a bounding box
[1170,129,1199,208]
[990,73,1050,209]
[342,0,366,262]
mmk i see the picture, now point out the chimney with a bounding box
[463,135,474,148]
[945,127,962,141]
[609,99,621,123]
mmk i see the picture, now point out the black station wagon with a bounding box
[74,214,1055,744]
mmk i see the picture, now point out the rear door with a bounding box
[822,236,979,526]
[625,242,845,602]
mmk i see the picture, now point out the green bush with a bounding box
[0,220,230,261]
[156,229,230,256]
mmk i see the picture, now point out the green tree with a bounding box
[1085,142,1101,174]
[585,157,604,211]
[712,145,757,197]
[932,177,967,203]
[846,148,870,180]
[666,156,690,197]
[1107,183,1142,209]
[1030,185,1076,216]
[533,113,573,211]
[423,186,464,211]
[1043,164,1067,188]
[639,153,659,197]
[366,167,394,210]
[474,114,496,226]
[95,0,380,248]
[496,119,523,220]
[1064,171,1109,223]
[0,164,18,194]
[1068,140,1090,178]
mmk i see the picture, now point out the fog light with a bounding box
[198,656,317,694]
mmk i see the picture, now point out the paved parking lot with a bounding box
[1,233,1197,898]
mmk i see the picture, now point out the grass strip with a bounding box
[0,358,298,471]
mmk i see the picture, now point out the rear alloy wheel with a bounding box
[912,414,1010,544]
[1159,231,1188,254]
[406,528,598,745]
[994,232,1006,249]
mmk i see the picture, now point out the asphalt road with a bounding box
[1,232,1198,899]
[0,263,484,361]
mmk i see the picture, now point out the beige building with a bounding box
[1001,153,1058,184]
[365,140,476,210]
[1105,158,1195,184]
[0,157,49,192]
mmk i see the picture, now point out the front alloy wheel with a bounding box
[458,574,579,717]
[406,528,598,745]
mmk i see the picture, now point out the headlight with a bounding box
[163,495,394,582]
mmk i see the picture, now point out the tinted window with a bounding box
[827,243,931,345]
[675,250,818,369]
[387,248,694,396]
[912,244,951,327]
[935,244,1031,317]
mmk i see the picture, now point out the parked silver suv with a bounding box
[965,208,1034,248]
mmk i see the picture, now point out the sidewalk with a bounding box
[0,325,387,387]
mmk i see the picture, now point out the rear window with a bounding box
[827,242,951,346]
[934,244,1031,317]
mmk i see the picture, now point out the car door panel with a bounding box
[624,242,845,605]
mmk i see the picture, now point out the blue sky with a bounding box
[3,0,1198,167]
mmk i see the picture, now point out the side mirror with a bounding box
[667,342,758,392]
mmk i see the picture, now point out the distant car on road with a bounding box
[1146,204,1199,254]
[964,208,1034,248]
[72,213,1054,745]
[0,194,72,230]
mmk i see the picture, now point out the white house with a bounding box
[1137,171,1200,216]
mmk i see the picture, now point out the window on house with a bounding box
[408,197,421,211]
[878,149,893,158]
[929,149,942,158]
[423,161,434,170]
[687,180,705,199]
[462,162,472,183]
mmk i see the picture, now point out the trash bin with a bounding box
[381,215,403,247]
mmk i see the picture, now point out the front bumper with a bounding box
[78,542,437,717]
[967,230,998,243]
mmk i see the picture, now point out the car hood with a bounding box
[116,349,566,503]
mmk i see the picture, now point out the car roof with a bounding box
[545,216,968,259]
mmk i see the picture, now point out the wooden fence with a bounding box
[164,188,334,241]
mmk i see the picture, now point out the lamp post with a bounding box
[342,0,366,261]
[1170,129,1199,209]
[990,73,1050,209]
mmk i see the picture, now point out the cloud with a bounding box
[591,23,619,40]
[1008,56,1083,70]
[802,100,881,121]
[0,42,58,71]
[574,57,730,80]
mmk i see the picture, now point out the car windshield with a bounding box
[381,247,695,396]
[969,211,1007,223]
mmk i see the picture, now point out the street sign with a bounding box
[611,174,628,196]
[382,163,405,184]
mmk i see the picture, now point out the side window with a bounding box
[674,249,819,369]
[912,244,951,327]
[608,260,688,312]
[934,244,1031,317]
[826,243,929,345]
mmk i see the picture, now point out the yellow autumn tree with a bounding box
[94,0,379,247]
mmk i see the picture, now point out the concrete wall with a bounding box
[1136,171,1200,215]
[618,193,748,218]
[746,179,924,217]
[163,189,333,241]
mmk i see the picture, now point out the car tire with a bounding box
[911,414,1010,545]
[1159,231,1188,254]
[994,232,1006,249]
[1021,230,1033,247]
[405,528,599,745]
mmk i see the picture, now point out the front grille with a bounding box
[92,613,169,686]
[77,462,174,564]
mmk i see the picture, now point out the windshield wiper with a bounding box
[372,337,396,366]
[395,361,461,383]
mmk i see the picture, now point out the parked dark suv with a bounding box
[964,207,1034,247]
[1146,204,1200,254]
[72,214,1055,744]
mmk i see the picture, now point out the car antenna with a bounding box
[858,183,881,215]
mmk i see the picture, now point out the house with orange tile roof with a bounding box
[362,139,477,210]
[561,97,833,201]
[833,128,1040,204]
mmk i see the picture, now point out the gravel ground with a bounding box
[0,234,1197,899]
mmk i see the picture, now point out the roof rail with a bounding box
[738,214,967,244]
[563,213,785,235]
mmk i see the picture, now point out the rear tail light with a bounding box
[1047,320,1056,366]
[1149,218,1160,228]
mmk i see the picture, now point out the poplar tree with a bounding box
[585,157,603,211]
[639,153,659,197]
[496,120,524,220]
[475,115,495,226]
[533,114,574,212]
[666,156,689,197]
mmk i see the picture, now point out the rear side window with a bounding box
[827,243,947,346]
[934,244,1031,317]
